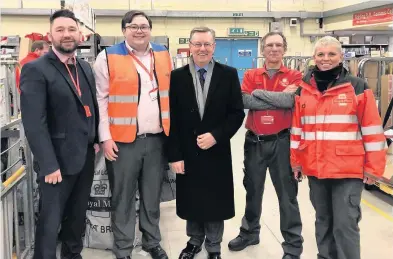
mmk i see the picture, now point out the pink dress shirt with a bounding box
[52,47,76,64]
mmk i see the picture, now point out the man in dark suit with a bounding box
[168,27,245,259]
[20,9,99,259]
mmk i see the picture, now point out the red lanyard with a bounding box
[128,50,154,81]
[263,74,280,91]
[64,59,81,96]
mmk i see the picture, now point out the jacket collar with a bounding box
[52,47,76,64]
[300,66,352,95]
[47,48,76,64]
[26,52,40,59]
[259,62,288,75]
[124,40,152,56]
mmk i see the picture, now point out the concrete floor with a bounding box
[81,126,393,259]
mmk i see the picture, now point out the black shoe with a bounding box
[208,252,222,259]
[116,257,131,259]
[145,245,168,259]
[228,235,259,251]
[282,254,300,259]
[178,242,202,259]
[61,254,82,259]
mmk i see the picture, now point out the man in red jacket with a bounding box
[20,40,50,66]
[16,40,50,92]
[228,32,303,259]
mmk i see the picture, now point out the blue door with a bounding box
[214,39,258,83]
[231,39,258,82]
[213,39,231,64]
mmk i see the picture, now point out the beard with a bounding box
[53,39,78,54]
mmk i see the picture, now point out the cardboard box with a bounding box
[363,62,379,78]
[382,145,393,185]
[365,77,378,95]
[371,50,381,57]
[348,59,359,76]
[18,37,33,62]
[380,75,393,128]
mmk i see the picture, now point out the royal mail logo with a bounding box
[93,181,108,196]
[334,93,352,105]
[281,78,289,86]
[338,94,346,99]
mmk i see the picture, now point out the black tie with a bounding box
[198,68,206,91]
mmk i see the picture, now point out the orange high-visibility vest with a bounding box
[106,42,172,143]
[290,75,387,180]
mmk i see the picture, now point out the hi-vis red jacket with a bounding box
[290,68,387,180]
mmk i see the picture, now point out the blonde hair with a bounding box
[313,36,342,55]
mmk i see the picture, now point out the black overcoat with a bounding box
[168,62,245,221]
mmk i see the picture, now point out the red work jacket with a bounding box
[15,52,40,93]
[290,70,387,180]
[242,64,302,135]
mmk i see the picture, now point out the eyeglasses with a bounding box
[126,25,151,32]
[190,42,215,49]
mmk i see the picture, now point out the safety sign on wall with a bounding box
[238,49,252,57]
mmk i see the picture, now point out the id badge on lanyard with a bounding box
[260,75,279,125]
[129,50,157,101]
[149,88,158,101]
[64,61,92,118]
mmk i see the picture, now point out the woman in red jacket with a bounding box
[290,36,386,259]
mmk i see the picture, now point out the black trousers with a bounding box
[33,145,95,259]
[308,177,363,259]
[240,130,303,256]
[187,220,224,253]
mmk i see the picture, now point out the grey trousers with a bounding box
[187,220,224,253]
[308,177,363,259]
[107,134,166,258]
[240,131,303,256]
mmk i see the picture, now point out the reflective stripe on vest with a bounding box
[109,95,139,103]
[290,140,300,149]
[159,90,169,98]
[161,111,169,119]
[291,127,302,135]
[361,125,384,135]
[109,117,138,125]
[301,131,362,141]
[364,141,387,151]
[301,115,358,125]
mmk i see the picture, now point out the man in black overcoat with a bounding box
[168,26,245,259]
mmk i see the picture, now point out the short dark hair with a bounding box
[31,40,49,52]
[121,10,152,30]
[261,31,288,52]
[50,9,78,25]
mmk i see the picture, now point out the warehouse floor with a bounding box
[81,126,393,259]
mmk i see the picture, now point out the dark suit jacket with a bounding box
[20,49,99,177]
[168,61,245,221]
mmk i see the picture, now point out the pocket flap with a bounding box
[51,133,65,139]
[298,143,307,151]
[335,145,365,155]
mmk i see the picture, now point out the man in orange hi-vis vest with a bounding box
[94,10,172,259]
[290,36,387,259]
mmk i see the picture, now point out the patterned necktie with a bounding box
[198,68,206,91]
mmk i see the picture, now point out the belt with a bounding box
[248,128,290,142]
[136,132,163,139]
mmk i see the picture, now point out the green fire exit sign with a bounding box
[228,28,245,35]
